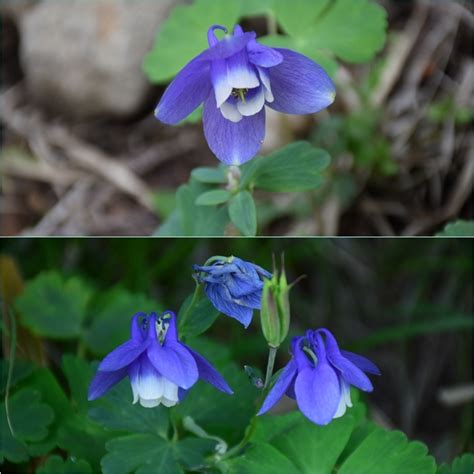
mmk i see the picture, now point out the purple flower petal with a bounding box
[205,283,254,327]
[130,312,148,342]
[187,347,233,394]
[268,48,335,115]
[200,31,256,61]
[88,367,128,400]
[341,350,381,376]
[203,93,265,165]
[257,359,298,415]
[258,67,274,102]
[147,341,198,389]
[291,337,312,371]
[155,58,211,125]
[294,363,340,425]
[98,339,149,372]
[247,41,283,68]
[161,310,179,343]
[319,329,373,392]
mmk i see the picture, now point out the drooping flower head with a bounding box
[193,256,272,328]
[88,311,232,408]
[258,328,380,425]
[155,24,335,166]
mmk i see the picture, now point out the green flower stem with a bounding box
[264,346,278,389]
[5,307,17,437]
[183,416,228,455]
[218,346,279,463]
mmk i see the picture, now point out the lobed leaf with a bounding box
[228,191,257,236]
[15,271,92,338]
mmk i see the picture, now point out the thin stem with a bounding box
[5,306,17,437]
[267,13,278,36]
[264,346,278,389]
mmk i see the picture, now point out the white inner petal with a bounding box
[162,378,179,402]
[212,60,232,107]
[138,370,165,400]
[237,87,265,116]
[226,52,260,89]
[220,100,243,123]
[139,398,161,408]
[258,67,274,103]
[333,380,352,419]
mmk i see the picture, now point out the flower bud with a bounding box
[260,260,291,348]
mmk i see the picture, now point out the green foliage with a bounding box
[178,293,220,338]
[144,0,387,83]
[157,141,330,236]
[0,388,54,463]
[312,109,395,176]
[192,167,227,184]
[229,191,258,237]
[15,272,92,338]
[427,98,474,125]
[338,428,436,474]
[196,190,232,206]
[437,220,474,237]
[438,453,474,474]
[83,288,157,356]
[241,142,331,192]
[36,455,92,474]
[143,0,241,83]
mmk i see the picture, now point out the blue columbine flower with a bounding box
[257,328,380,425]
[155,24,335,166]
[88,311,232,407]
[193,256,272,328]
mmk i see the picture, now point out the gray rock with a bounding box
[20,0,181,118]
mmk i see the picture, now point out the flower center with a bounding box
[155,317,170,344]
[231,88,248,103]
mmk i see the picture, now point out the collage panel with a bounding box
[0,238,472,473]
[0,0,472,236]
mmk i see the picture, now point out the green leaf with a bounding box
[102,434,183,474]
[176,180,230,236]
[36,455,92,474]
[0,359,33,394]
[143,0,241,83]
[272,413,355,474]
[178,294,220,338]
[272,0,331,37]
[304,0,387,63]
[228,191,257,236]
[83,288,157,356]
[0,388,54,463]
[251,411,302,444]
[192,167,227,184]
[22,368,72,457]
[339,428,436,474]
[437,220,474,237]
[438,453,474,474]
[101,435,215,474]
[176,351,258,445]
[89,378,169,438]
[155,210,183,236]
[223,442,300,474]
[242,142,330,192]
[15,271,92,338]
[57,357,119,469]
[195,189,232,206]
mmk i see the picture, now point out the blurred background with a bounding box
[1,237,472,465]
[1,0,473,236]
